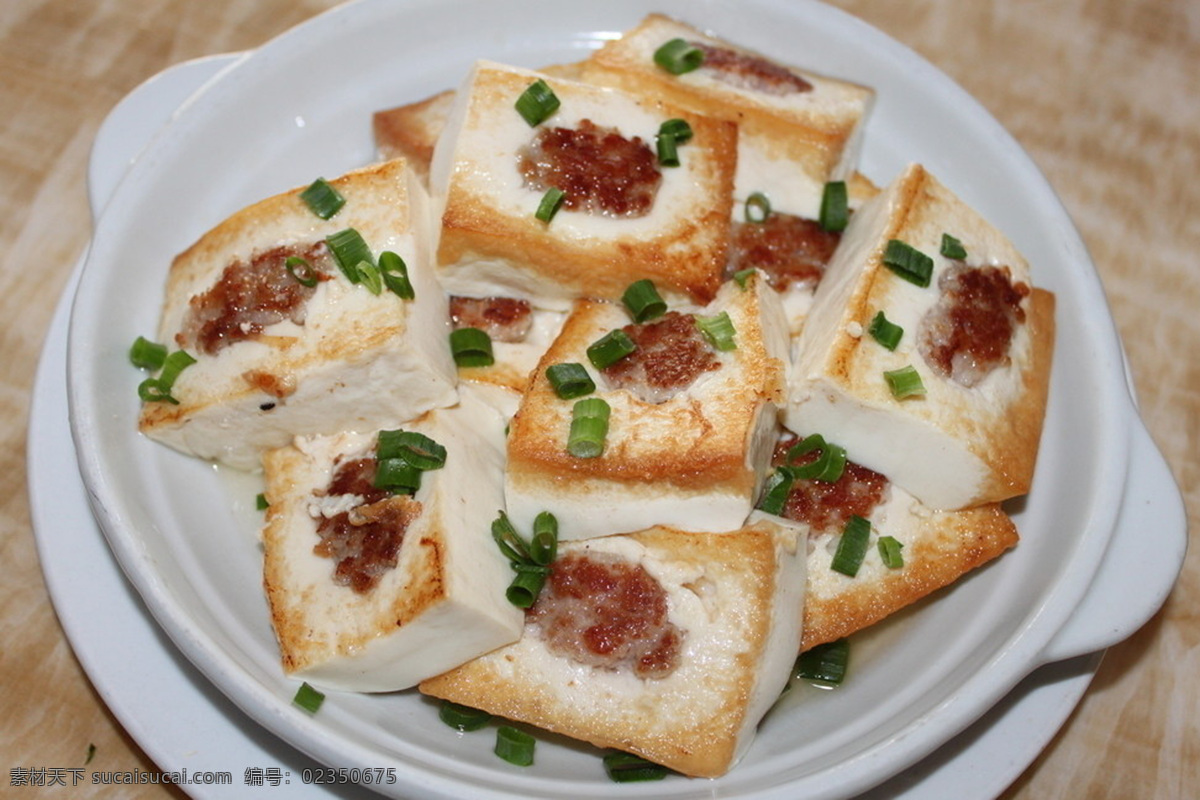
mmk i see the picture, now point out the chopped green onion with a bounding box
[940,232,968,260]
[299,177,345,220]
[884,364,927,399]
[695,311,737,351]
[529,511,559,567]
[255,493,269,511]
[356,261,383,295]
[567,397,611,458]
[830,515,872,577]
[494,726,536,767]
[744,191,771,223]
[756,468,795,515]
[449,327,494,367]
[656,133,681,167]
[506,564,550,608]
[374,457,423,494]
[586,329,637,370]
[377,430,447,470]
[545,362,595,399]
[293,682,325,713]
[819,180,849,232]
[378,250,415,299]
[137,378,177,404]
[878,535,904,569]
[786,434,847,483]
[515,78,560,126]
[325,227,374,284]
[129,336,167,371]
[796,638,850,685]
[621,278,667,323]
[867,310,904,351]
[658,118,693,143]
[535,187,566,222]
[733,268,757,289]
[882,239,934,287]
[491,511,532,564]
[603,752,669,783]
[439,700,492,732]
[653,38,704,75]
[285,255,319,288]
[138,349,197,404]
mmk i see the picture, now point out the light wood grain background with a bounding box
[2,1,1195,797]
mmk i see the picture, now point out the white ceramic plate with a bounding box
[65,1,1186,798]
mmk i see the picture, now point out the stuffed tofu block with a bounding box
[583,13,873,222]
[505,273,789,540]
[261,386,522,692]
[783,164,1055,510]
[420,515,806,778]
[756,431,1017,649]
[429,60,737,311]
[138,158,457,470]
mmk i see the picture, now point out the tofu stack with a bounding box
[420,516,806,778]
[261,385,521,692]
[783,164,1056,510]
[138,158,457,469]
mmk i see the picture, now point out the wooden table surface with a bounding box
[2,1,1195,797]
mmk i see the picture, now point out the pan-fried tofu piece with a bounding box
[419,515,806,778]
[429,60,737,310]
[138,158,458,470]
[261,385,521,692]
[584,13,873,221]
[505,273,789,540]
[783,164,1055,510]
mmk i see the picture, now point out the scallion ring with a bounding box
[603,752,669,783]
[819,180,849,232]
[449,327,494,368]
[695,310,737,351]
[756,468,795,515]
[940,232,968,260]
[795,638,850,685]
[733,268,757,289]
[285,256,319,288]
[867,310,904,351]
[545,362,595,399]
[376,430,447,471]
[491,511,532,565]
[586,329,636,370]
[299,177,345,220]
[744,191,771,223]
[129,336,167,371]
[439,700,492,732]
[881,239,934,287]
[567,397,611,459]
[878,535,904,569]
[514,78,560,126]
[373,457,423,495]
[529,511,559,567]
[494,726,536,767]
[653,38,704,75]
[884,364,926,399]
[535,187,566,223]
[506,564,550,609]
[137,378,177,405]
[656,133,680,167]
[830,515,872,577]
[325,227,374,284]
[356,261,382,295]
[292,682,325,713]
[379,250,415,299]
[621,278,667,323]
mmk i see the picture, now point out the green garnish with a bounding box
[655,118,693,167]
[867,310,904,351]
[439,700,493,732]
[129,336,167,371]
[785,434,847,482]
[285,255,319,288]
[299,177,345,220]
[515,78,560,127]
[653,38,704,75]
[830,515,872,577]
[377,430,447,471]
[545,362,595,400]
[796,638,850,685]
[586,329,637,370]
[136,349,197,405]
[733,268,757,289]
[373,457,423,495]
[293,682,325,713]
[881,239,934,287]
[492,511,559,608]
[494,726,536,766]
[744,191,771,223]
[819,180,849,232]
[603,752,670,782]
[940,232,968,260]
[695,311,737,351]
[621,278,667,323]
[255,493,269,511]
[449,327,494,368]
[379,250,415,299]
[884,364,927,399]
[535,187,566,222]
[567,397,611,459]
[325,227,374,284]
[877,535,904,569]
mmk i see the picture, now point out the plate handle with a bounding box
[1039,420,1187,664]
